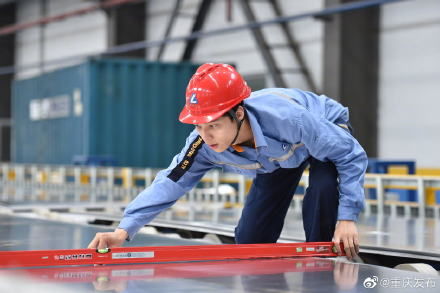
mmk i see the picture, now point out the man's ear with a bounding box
[236,106,245,120]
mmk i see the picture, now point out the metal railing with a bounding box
[1,163,439,218]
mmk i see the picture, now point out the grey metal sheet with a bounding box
[105,203,440,258]
[3,201,440,259]
[0,214,207,251]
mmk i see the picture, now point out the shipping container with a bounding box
[12,58,198,168]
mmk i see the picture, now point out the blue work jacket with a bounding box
[119,88,368,240]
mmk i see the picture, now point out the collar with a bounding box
[231,145,245,152]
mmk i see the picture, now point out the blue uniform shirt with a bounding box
[119,88,368,240]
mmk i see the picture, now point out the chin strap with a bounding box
[228,109,244,146]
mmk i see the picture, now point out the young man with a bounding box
[88,63,367,259]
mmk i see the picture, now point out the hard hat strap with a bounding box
[228,109,244,146]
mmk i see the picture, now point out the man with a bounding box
[88,63,367,259]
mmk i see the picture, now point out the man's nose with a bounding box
[199,128,212,140]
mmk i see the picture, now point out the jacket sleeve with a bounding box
[118,130,213,240]
[289,108,368,221]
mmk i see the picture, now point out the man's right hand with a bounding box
[88,228,128,249]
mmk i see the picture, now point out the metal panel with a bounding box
[0,214,206,251]
[12,58,197,167]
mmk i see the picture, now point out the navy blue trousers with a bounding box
[235,157,339,243]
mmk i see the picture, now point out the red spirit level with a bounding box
[0,242,344,268]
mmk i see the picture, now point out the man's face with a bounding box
[195,116,236,152]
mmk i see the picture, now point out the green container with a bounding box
[12,58,198,168]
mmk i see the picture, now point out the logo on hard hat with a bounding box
[190,93,198,104]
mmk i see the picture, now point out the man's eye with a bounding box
[210,124,217,128]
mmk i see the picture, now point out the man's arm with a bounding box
[88,131,213,248]
[291,108,367,258]
[295,111,368,221]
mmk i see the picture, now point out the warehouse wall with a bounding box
[7,0,440,167]
[378,0,440,167]
[15,0,107,79]
[146,0,324,90]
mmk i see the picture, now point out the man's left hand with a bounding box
[332,220,359,259]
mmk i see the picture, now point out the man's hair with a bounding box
[222,102,244,121]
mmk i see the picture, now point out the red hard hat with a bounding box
[179,63,251,124]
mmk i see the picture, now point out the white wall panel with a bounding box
[379,0,440,167]
[147,0,324,90]
[15,0,42,79]
[146,0,198,60]
[15,0,107,79]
